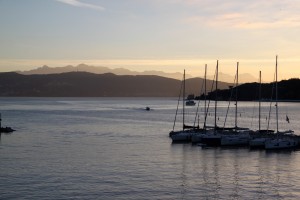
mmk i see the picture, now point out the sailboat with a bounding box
[220,62,250,146]
[249,71,268,148]
[201,60,222,146]
[264,56,298,150]
[170,70,197,142]
[248,71,275,148]
[191,64,210,144]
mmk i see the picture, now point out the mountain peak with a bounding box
[77,63,89,68]
[41,65,49,69]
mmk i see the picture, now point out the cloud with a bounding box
[56,0,105,11]
[178,0,300,29]
[185,13,300,29]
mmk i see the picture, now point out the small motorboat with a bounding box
[185,100,196,106]
[0,113,15,133]
[0,127,15,133]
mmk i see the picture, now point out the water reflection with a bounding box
[212,149,220,199]
[170,143,299,199]
[1,98,300,200]
[232,152,240,199]
[199,148,221,199]
[180,144,187,200]
[256,151,265,200]
[200,149,209,199]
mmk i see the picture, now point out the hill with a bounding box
[206,78,300,101]
[0,72,231,97]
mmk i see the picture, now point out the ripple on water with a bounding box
[1,98,300,199]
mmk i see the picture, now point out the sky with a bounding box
[0,0,300,82]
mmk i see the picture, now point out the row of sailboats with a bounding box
[169,56,299,150]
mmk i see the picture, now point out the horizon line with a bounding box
[0,58,299,82]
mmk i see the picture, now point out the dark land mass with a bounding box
[0,72,231,97]
[1,72,298,99]
[203,78,300,101]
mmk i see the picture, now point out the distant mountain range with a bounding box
[0,72,231,97]
[17,64,192,80]
[16,64,256,83]
[207,72,257,84]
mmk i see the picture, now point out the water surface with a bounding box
[1,98,300,199]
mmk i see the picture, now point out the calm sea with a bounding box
[1,97,300,200]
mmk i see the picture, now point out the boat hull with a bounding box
[191,133,203,143]
[249,138,268,148]
[202,134,221,146]
[265,139,298,150]
[221,135,249,146]
[170,131,192,142]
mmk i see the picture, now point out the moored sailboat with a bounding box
[220,62,250,146]
[170,70,198,142]
[264,56,298,150]
[191,64,209,144]
[201,60,222,146]
[249,71,272,148]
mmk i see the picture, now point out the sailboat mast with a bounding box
[183,69,186,130]
[215,60,218,129]
[275,56,279,133]
[204,64,207,130]
[259,71,261,132]
[235,62,239,129]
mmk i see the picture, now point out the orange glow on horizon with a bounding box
[0,58,299,82]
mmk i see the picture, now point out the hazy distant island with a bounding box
[0,70,299,100]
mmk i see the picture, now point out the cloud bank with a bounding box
[56,0,105,11]
[173,0,300,29]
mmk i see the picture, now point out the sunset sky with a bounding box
[1,0,300,81]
